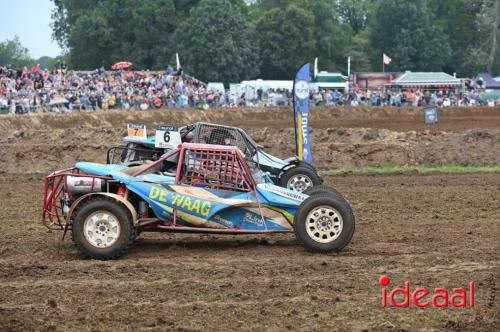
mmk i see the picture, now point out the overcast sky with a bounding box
[0,0,62,58]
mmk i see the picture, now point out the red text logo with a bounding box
[379,275,474,308]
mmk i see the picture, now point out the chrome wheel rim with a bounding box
[83,210,121,248]
[287,174,313,192]
[305,205,343,243]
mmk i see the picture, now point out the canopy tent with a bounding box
[351,72,403,90]
[312,71,349,91]
[483,91,500,101]
[472,73,500,90]
[111,61,133,70]
[390,71,463,89]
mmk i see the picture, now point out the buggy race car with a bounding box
[107,122,323,192]
[43,143,354,259]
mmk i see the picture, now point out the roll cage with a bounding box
[107,122,261,165]
[43,143,257,231]
[134,143,256,192]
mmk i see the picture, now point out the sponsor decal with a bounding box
[242,211,263,226]
[294,80,309,100]
[213,214,233,227]
[263,184,307,202]
[297,113,310,161]
[149,185,211,217]
[74,180,94,187]
[293,63,312,163]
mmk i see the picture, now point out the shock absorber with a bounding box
[138,200,148,218]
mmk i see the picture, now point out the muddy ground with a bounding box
[0,107,499,331]
[0,173,498,331]
[0,106,499,173]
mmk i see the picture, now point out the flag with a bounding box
[314,57,318,78]
[383,53,392,65]
[293,63,313,164]
[176,53,181,70]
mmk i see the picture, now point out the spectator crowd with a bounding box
[0,63,498,115]
[309,88,497,107]
[0,64,218,114]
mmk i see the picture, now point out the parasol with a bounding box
[111,61,133,70]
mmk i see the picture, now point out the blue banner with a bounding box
[293,63,312,164]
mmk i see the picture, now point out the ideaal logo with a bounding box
[379,275,475,308]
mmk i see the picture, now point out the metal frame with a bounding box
[106,145,163,164]
[42,143,284,234]
[42,168,112,230]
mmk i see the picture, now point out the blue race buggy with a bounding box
[43,143,354,260]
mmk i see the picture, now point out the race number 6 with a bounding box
[155,125,181,148]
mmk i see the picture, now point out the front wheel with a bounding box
[280,166,322,192]
[294,194,355,253]
[72,198,136,260]
[303,184,344,201]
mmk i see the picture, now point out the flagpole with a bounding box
[383,54,385,73]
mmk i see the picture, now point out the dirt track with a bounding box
[0,173,498,331]
[0,107,499,331]
[0,106,499,173]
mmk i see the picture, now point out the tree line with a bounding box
[3,0,499,83]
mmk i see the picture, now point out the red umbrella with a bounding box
[111,61,133,70]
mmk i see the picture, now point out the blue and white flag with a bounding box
[293,63,312,164]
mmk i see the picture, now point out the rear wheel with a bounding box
[294,194,355,253]
[72,198,136,260]
[280,166,322,192]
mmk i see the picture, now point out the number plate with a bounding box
[127,123,147,140]
[155,125,182,148]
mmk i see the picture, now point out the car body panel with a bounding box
[120,177,294,231]
[123,136,156,145]
[75,159,300,232]
[75,162,129,177]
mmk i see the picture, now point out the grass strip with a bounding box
[321,165,500,175]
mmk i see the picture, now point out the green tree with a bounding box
[308,0,351,73]
[252,0,352,77]
[347,30,373,72]
[51,0,176,69]
[336,0,375,34]
[0,36,34,68]
[472,0,500,74]
[369,0,451,72]
[429,0,482,76]
[173,0,260,83]
[256,4,315,78]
